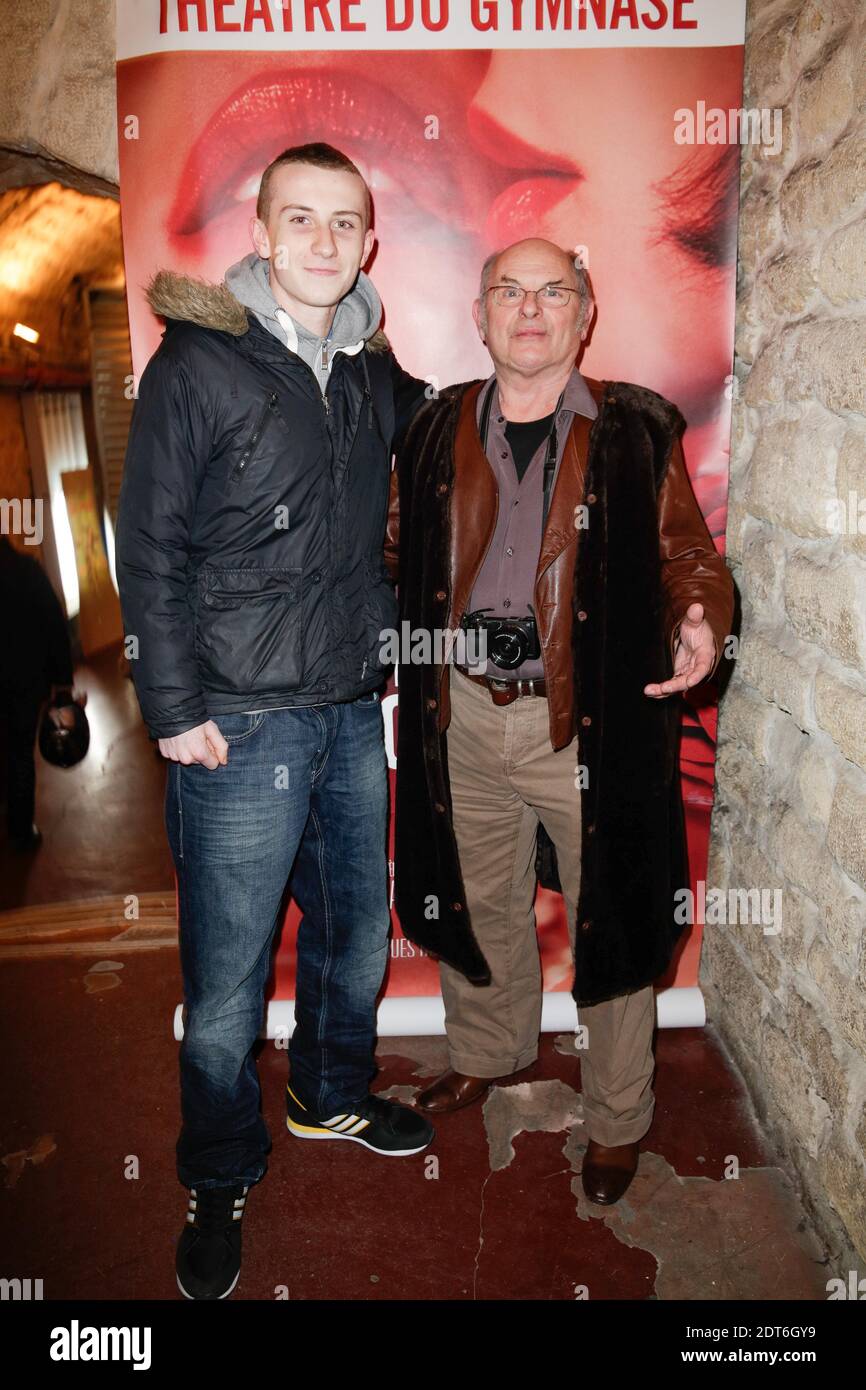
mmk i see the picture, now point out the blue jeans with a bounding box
[166,693,390,1190]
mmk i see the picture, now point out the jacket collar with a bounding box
[451,371,606,603]
[144,267,392,370]
[476,364,600,423]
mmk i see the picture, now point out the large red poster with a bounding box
[116,0,746,1032]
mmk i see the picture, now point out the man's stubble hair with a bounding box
[256,142,373,229]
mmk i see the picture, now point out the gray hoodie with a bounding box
[224,252,383,394]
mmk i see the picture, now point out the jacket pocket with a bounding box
[194,566,304,696]
[227,392,278,488]
[363,554,398,674]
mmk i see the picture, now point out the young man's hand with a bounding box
[158,720,229,769]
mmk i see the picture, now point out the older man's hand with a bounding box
[644,601,716,698]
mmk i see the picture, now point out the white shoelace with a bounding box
[186,1186,249,1224]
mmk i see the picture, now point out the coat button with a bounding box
[577,610,587,621]
[434,802,446,813]
[426,697,437,710]
[436,482,449,495]
[586,492,597,504]
[581,715,592,727]
[580,919,592,931]
[605,394,616,404]
[452,901,463,912]
[435,589,446,601]
[587,823,595,835]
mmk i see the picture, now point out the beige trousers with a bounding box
[440,666,656,1147]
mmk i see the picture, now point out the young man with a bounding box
[116,144,431,1301]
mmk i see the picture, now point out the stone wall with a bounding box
[704,0,866,1265]
[0,0,118,192]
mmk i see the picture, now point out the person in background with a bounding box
[0,534,79,851]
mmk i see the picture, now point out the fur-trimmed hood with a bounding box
[144,265,391,354]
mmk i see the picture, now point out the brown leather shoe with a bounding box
[416,1069,493,1113]
[581,1138,640,1205]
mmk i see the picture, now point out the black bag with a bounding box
[38,689,90,768]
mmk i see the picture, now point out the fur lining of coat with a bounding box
[143,268,392,353]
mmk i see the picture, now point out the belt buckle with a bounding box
[487,675,516,707]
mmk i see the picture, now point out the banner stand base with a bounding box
[172,986,705,1042]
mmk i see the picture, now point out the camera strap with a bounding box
[479,378,565,532]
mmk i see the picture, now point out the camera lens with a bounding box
[490,629,525,669]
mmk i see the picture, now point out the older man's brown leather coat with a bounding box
[386,375,733,751]
[387,373,736,1004]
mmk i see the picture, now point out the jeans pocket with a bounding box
[215,711,267,744]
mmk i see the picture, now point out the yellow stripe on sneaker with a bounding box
[287,1116,336,1135]
[286,1087,374,1140]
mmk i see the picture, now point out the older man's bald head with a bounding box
[477,238,594,333]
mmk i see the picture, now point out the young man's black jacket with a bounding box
[116,272,427,740]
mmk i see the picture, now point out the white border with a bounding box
[118,0,747,60]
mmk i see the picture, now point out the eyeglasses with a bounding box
[485,284,580,308]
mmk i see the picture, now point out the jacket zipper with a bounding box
[230,392,278,484]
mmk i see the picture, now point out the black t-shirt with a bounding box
[504,411,556,484]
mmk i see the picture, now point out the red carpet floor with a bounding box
[0,946,830,1301]
[0,645,833,1300]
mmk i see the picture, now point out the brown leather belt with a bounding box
[455,667,548,706]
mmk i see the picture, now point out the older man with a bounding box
[386,237,734,1203]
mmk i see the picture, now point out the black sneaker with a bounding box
[286,1084,434,1156]
[176,1182,249,1300]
